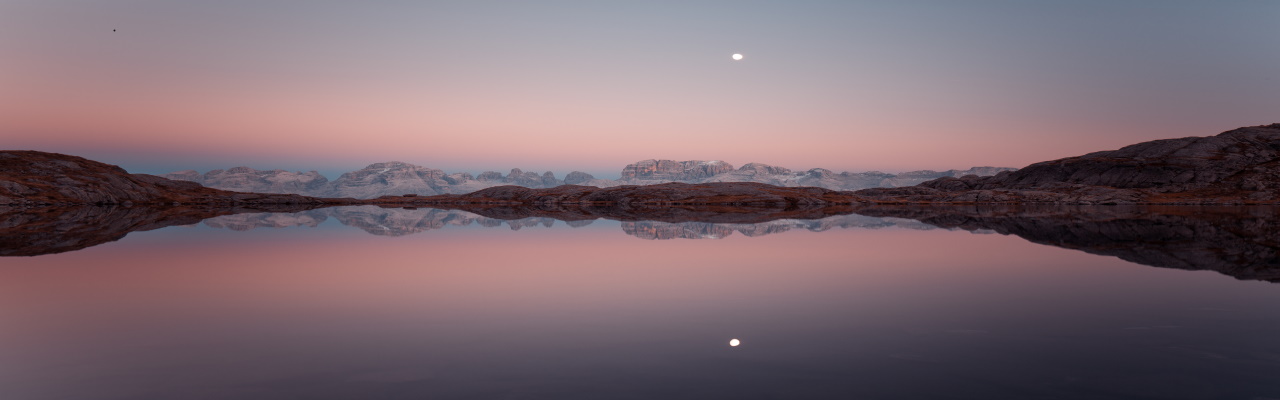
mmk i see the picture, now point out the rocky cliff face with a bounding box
[619,159,736,182]
[857,123,1280,204]
[326,162,450,198]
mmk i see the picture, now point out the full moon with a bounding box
[729,338,741,347]
[731,53,743,61]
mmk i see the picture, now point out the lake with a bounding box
[3,205,1279,399]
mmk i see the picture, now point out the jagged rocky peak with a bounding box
[350,161,443,177]
[443,172,473,185]
[564,171,595,185]
[476,171,505,181]
[806,168,834,179]
[503,168,552,187]
[737,163,792,176]
[541,171,559,187]
[619,159,736,181]
[327,161,448,198]
[163,166,329,195]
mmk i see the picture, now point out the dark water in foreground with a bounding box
[2,206,1280,399]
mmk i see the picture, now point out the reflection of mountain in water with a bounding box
[5,204,1279,283]
[852,205,1280,283]
[201,211,328,231]
[622,216,940,240]
[198,206,938,239]
[200,206,580,236]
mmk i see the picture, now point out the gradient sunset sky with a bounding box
[2,1,1277,178]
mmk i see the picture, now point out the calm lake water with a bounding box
[3,206,1280,399]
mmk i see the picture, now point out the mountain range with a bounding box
[163,160,1014,199]
[6,123,1280,207]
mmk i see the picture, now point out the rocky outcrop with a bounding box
[0,151,326,206]
[856,123,1280,204]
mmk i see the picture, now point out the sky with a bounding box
[2,0,1278,178]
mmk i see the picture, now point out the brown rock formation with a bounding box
[857,124,1280,204]
[164,166,329,195]
[0,151,327,206]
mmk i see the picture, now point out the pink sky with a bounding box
[2,2,1277,177]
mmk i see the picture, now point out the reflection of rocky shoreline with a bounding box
[0,204,322,256]
[851,205,1280,282]
[6,204,1280,283]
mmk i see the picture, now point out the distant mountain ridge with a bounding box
[165,160,1015,199]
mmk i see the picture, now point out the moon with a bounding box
[729,338,741,347]
[731,53,743,61]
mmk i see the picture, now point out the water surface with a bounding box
[2,206,1279,399]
